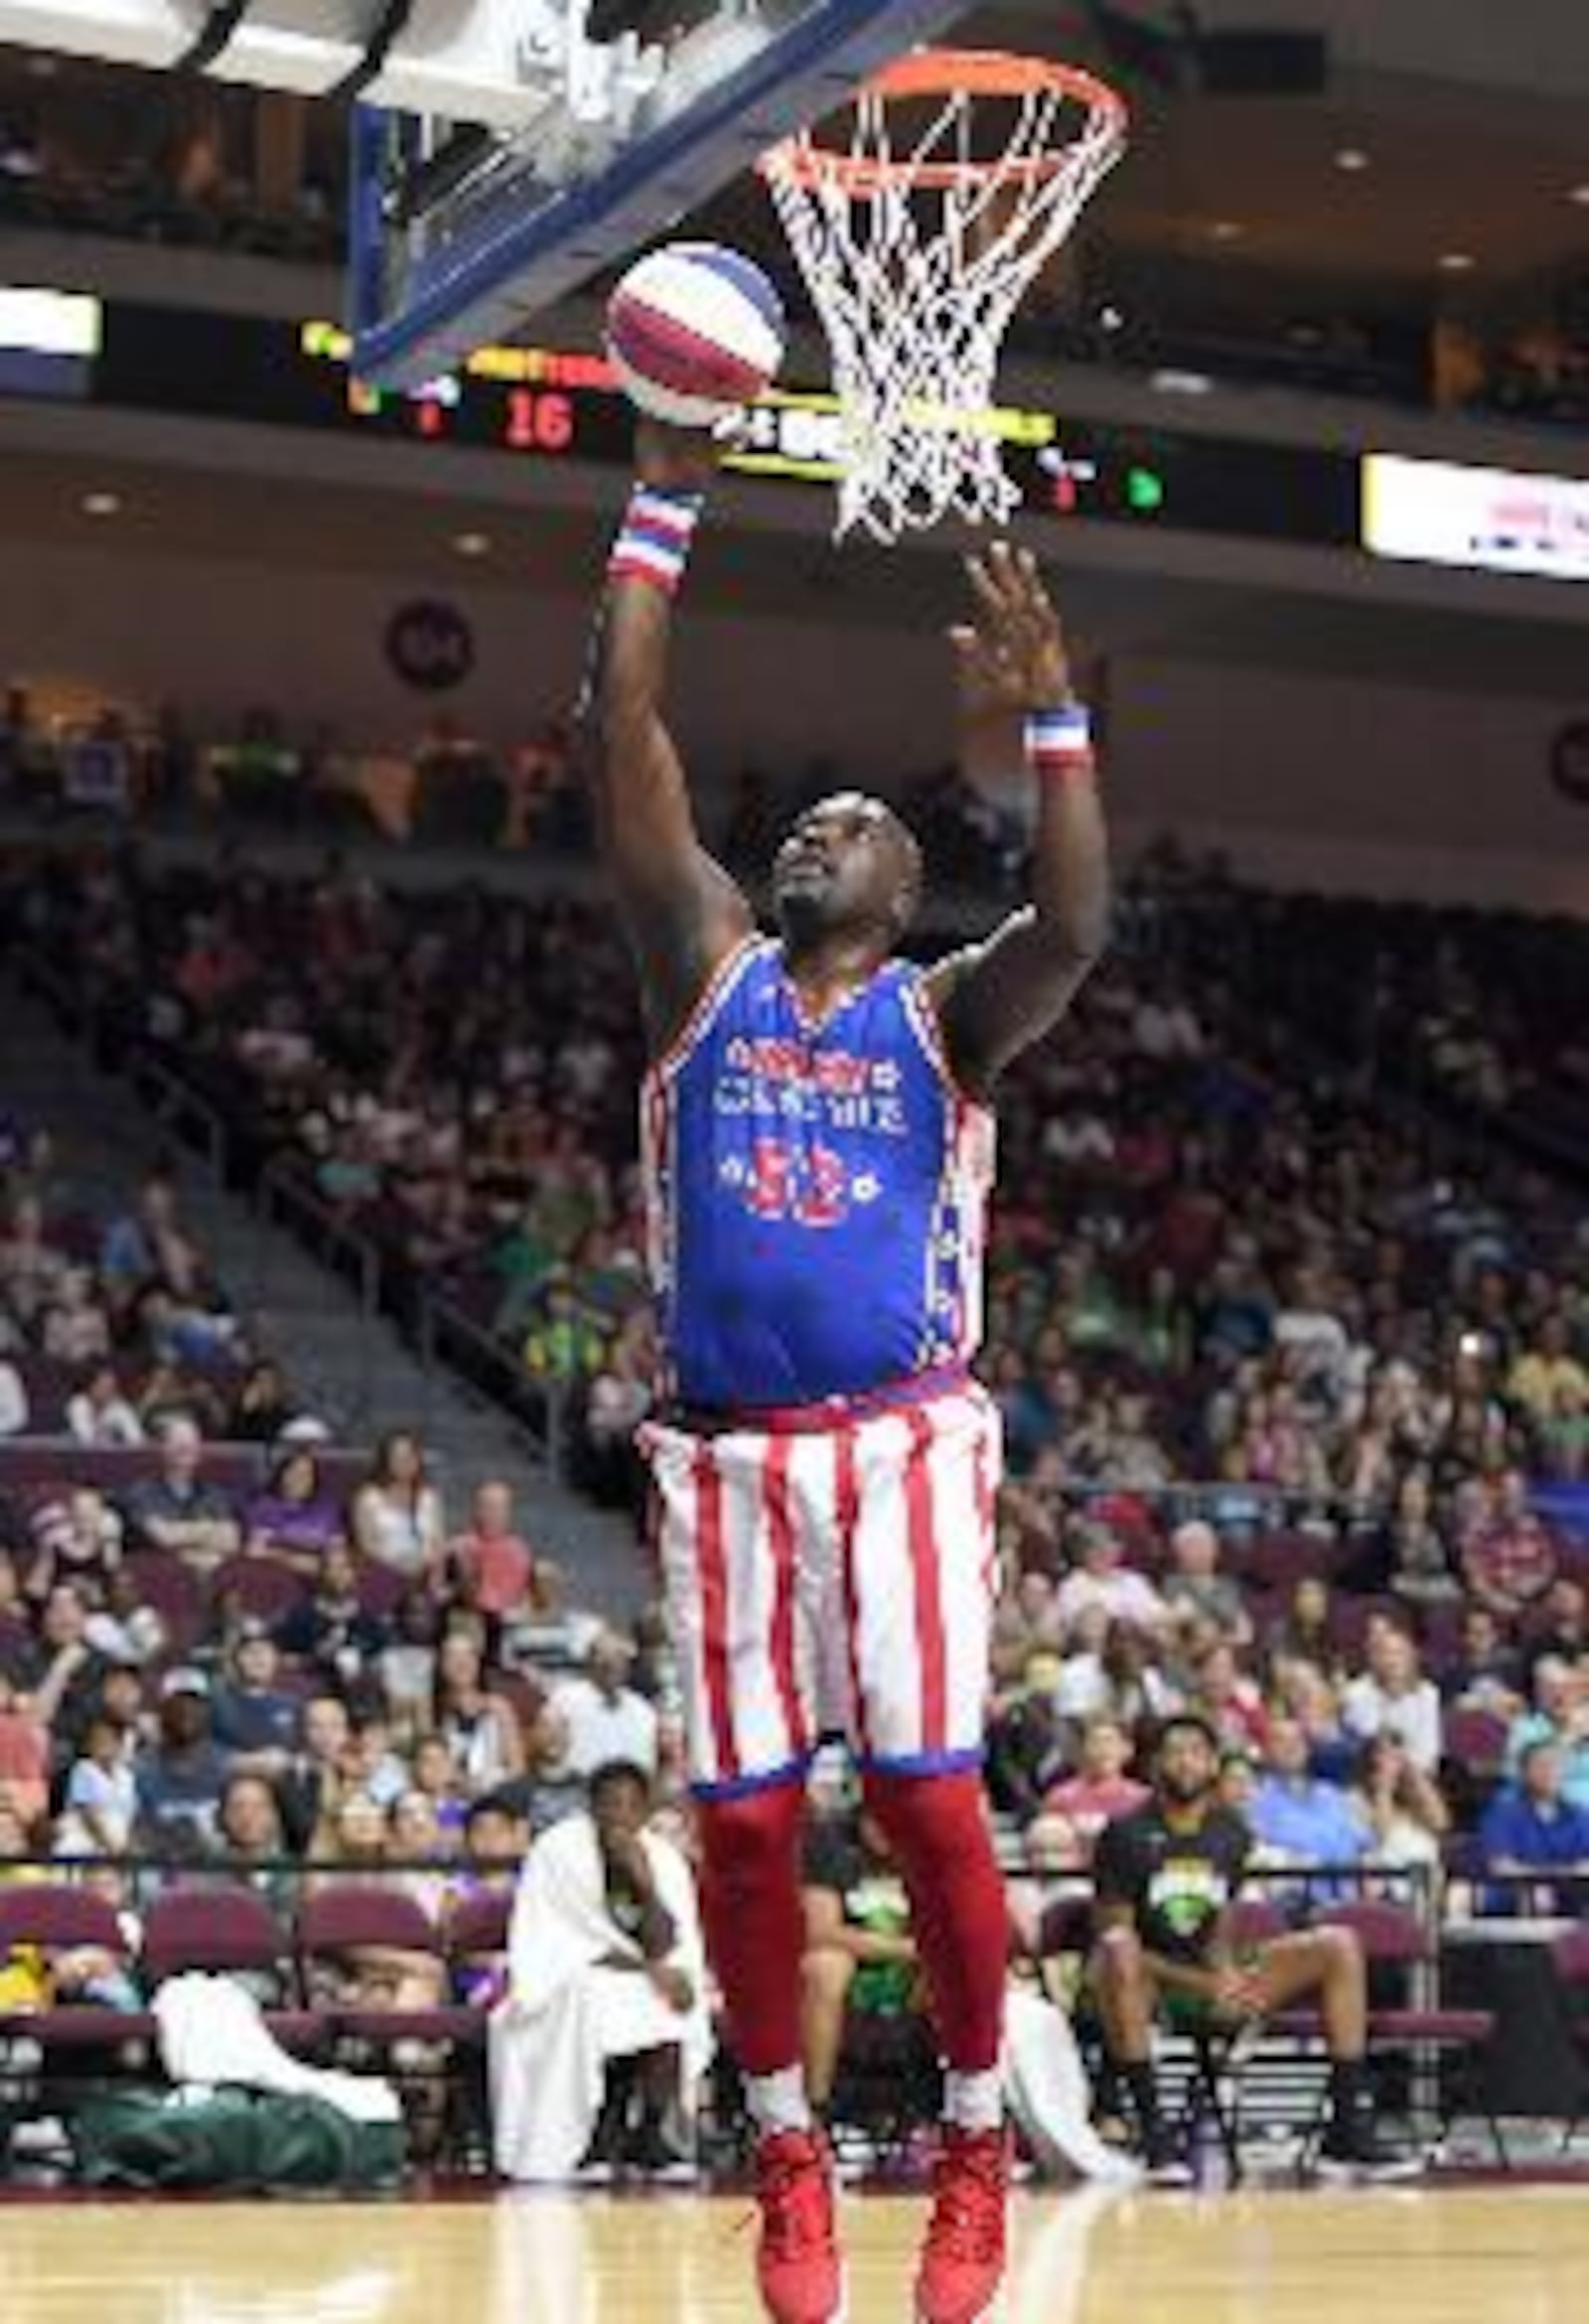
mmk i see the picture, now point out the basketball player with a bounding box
[584,416,1108,2324]
[1092,1715,1417,2182]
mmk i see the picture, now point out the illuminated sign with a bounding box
[0,284,100,396]
[1364,452,1589,584]
[0,289,1359,552]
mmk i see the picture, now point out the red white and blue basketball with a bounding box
[606,241,786,428]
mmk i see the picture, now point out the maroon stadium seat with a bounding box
[141,1884,326,2054]
[0,1884,155,2046]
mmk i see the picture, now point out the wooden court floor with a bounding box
[3,2183,1585,2324]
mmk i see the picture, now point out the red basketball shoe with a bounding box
[915,2125,1011,2324]
[753,2128,846,2324]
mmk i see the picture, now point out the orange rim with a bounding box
[758,50,1128,196]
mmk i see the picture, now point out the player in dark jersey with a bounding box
[1092,1715,1417,2182]
[585,417,1109,2324]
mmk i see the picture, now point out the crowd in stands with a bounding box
[0,833,1586,2171]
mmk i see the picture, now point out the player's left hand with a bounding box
[950,541,1074,715]
[1212,1962,1270,2019]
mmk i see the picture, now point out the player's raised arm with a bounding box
[579,416,754,1051]
[925,545,1110,1093]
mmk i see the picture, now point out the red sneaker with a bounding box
[753,2128,846,2324]
[915,2125,1010,2324]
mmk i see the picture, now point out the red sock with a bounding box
[865,1768,1006,2072]
[695,1781,806,2075]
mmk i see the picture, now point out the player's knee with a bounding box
[800,1949,854,2007]
[1320,1925,1362,1975]
[1092,1924,1144,1991]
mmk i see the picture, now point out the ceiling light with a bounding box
[452,530,491,557]
[80,492,121,517]
[1437,251,1476,273]
[1097,304,1125,333]
[1569,185,1589,206]
[1334,147,1370,172]
[1208,219,1243,242]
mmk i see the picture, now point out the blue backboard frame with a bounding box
[350,0,969,389]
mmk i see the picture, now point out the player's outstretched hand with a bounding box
[635,412,744,494]
[950,540,1073,715]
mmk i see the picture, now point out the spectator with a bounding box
[1248,1715,1366,1872]
[213,1770,295,1913]
[0,1670,50,1828]
[1055,1523,1168,1639]
[242,1446,346,1567]
[1461,1470,1558,1620]
[211,1621,302,1776]
[65,1364,146,1447]
[1507,1314,1587,1427]
[1028,1716,1150,1871]
[276,1541,385,1687]
[341,1704,411,1810]
[1379,1470,1461,1607]
[552,1632,660,1779]
[1441,1605,1524,1716]
[1341,1622,1443,1773]
[351,1429,445,1581]
[491,1758,711,2183]
[449,1480,536,1622]
[123,1412,241,1567]
[82,1565,168,1670]
[27,1581,110,1765]
[40,1267,111,1367]
[134,1670,230,1857]
[375,1587,441,1739]
[227,1359,299,1443]
[411,1731,472,1849]
[277,1691,352,1851]
[1349,1734,1449,1875]
[498,1701,589,1837]
[453,1791,530,1898]
[1161,1520,1249,1641]
[1505,1659,1589,1811]
[1477,1739,1589,1909]
[435,1628,525,1795]
[1188,1639,1270,1756]
[1518,1577,1588,1692]
[28,1486,124,1598]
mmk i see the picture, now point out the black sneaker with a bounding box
[1318,2109,1423,2184]
[626,2119,698,2184]
[1142,2127,1194,2189]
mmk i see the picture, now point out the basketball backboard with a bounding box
[348,0,973,390]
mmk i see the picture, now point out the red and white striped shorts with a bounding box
[642,1380,1002,1798]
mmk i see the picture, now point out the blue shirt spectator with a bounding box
[1249,1718,1366,1881]
[1479,1741,1589,1913]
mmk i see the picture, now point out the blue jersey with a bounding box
[642,937,995,1408]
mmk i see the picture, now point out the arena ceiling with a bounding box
[973,1,1589,309]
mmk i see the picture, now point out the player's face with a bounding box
[1158,1727,1218,1805]
[772,793,919,944]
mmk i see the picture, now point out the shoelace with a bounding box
[926,2144,1006,2263]
[755,2146,833,2261]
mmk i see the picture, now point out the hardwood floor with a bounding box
[2,2184,1584,2323]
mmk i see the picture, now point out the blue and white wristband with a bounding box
[608,484,704,597]
[1025,704,1094,777]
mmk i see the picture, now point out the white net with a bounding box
[761,56,1127,543]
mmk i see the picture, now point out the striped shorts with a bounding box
[642,1380,1002,1800]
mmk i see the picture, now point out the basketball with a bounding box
[605,240,787,428]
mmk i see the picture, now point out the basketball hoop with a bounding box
[760,51,1128,543]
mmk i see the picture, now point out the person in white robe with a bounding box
[490,1758,713,2182]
